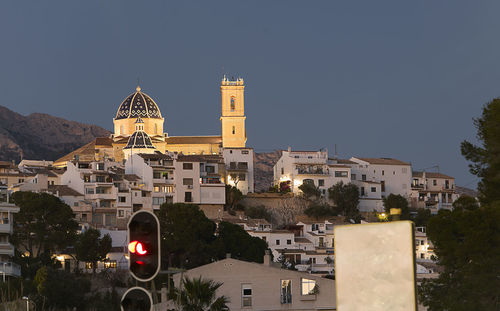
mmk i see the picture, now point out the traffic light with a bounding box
[128,210,160,282]
[121,287,152,311]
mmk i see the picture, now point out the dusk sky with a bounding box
[2,1,499,187]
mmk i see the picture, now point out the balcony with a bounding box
[0,243,14,256]
[0,262,21,277]
[153,177,175,185]
[0,222,11,234]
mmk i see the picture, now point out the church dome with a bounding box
[115,86,162,120]
[123,117,156,150]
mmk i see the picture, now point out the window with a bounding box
[382,170,385,176]
[303,179,314,186]
[242,150,249,155]
[281,280,292,304]
[361,187,365,195]
[120,125,124,135]
[420,253,424,259]
[96,187,106,194]
[86,187,94,194]
[301,278,316,295]
[153,171,162,179]
[18,179,24,183]
[335,171,348,177]
[402,167,408,174]
[105,260,117,269]
[118,210,124,217]
[231,97,236,111]
[281,167,284,174]
[362,174,366,181]
[318,179,324,187]
[242,284,252,307]
[183,163,193,170]
[287,239,292,245]
[205,166,215,173]
[184,192,192,203]
[85,262,93,270]
[74,202,79,207]
[276,239,280,245]
[351,173,356,180]
[183,178,193,186]
[433,179,437,186]
[154,123,158,134]
[119,196,126,203]
[153,197,165,205]
[232,126,235,134]
[381,181,385,192]
[371,187,376,192]
[81,214,87,222]
[96,175,106,182]
[420,240,424,246]
[238,174,246,181]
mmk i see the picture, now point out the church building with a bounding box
[55,77,254,194]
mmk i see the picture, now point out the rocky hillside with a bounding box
[0,105,110,162]
[254,150,282,192]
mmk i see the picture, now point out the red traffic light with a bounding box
[128,241,147,255]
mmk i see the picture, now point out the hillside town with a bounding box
[0,77,476,310]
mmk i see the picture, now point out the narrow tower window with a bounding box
[154,123,158,134]
[230,97,236,111]
[232,126,235,134]
[120,125,124,135]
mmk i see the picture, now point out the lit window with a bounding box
[281,280,292,304]
[242,284,252,307]
[301,278,316,295]
[104,260,117,269]
[85,262,93,270]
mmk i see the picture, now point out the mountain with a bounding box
[0,105,111,162]
[254,150,282,192]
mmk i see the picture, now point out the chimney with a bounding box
[263,250,271,266]
[226,253,231,259]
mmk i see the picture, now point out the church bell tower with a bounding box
[220,76,247,148]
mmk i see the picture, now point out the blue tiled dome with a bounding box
[115,86,162,120]
[123,131,156,150]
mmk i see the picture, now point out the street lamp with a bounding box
[22,296,29,311]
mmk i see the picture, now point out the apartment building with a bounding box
[273,148,350,197]
[0,186,20,279]
[410,171,459,212]
[222,147,254,194]
[415,226,435,262]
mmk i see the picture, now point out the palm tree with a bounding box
[172,276,229,311]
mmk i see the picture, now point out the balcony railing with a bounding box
[0,262,20,277]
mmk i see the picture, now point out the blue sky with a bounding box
[1,1,498,187]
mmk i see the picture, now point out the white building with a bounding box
[410,171,459,212]
[273,148,350,197]
[166,253,336,311]
[0,186,20,279]
[223,147,254,194]
[415,227,435,262]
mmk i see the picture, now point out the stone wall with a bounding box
[241,193,309,226]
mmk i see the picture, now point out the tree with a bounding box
[418,205,500,310]
[33,267,90,310]
[10,192,79,278]
[304,203,336,219]
[157,203,217,269]
[461,98,500,205]
[383,194,410,220]
[74,228,112,274]
[298,182,321,200]
[225,185,243,211]
[244,205,273,223]
[452,195,479,211]
[171,276,229,311]
[214,221,268,263]
[328,182,360,222]
[410,208,432,227]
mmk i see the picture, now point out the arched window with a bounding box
[230,97,235,111]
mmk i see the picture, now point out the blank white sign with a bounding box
[334,221,417,311]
